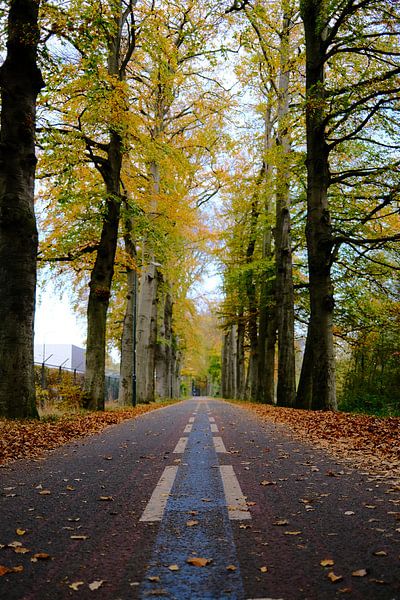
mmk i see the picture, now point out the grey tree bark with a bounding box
[118,218,137,406]
[298,0,337,410]
[155,290,173,399]
[0,0,44,418]
[275,9,296,407]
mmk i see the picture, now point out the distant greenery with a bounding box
[338,330,400,417]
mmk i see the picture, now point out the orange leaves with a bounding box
[0,405,164,466]
[186,557,212,567]
[240,402,400,477]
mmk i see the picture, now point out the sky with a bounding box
[34,285,86,348]
[34,270,222,352]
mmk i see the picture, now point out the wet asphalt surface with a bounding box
[0,398,399,600]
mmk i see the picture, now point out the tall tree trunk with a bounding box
[118,219,137,406]
[136,261,158,403]
[275,9,296,407]
[155,290,173,399]
[244,183,262,400]
[136,159,161,404]
[83,4,136,410]
[236,317,246,399]
[300,0,337,410]
[256,109,276,404]
[296,328,313,408]
[0,0,44,418]
[84,131,122,410]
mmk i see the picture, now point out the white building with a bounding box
[34,344,86,372]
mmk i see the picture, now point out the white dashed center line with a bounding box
[209,416,215,423]
[220,465,251,520]
[213,436,227,453]
[173,437,188,454]
[210,423,219,433]
[139,466,178,522]
[184,423,193,433]
[188,417,195,423]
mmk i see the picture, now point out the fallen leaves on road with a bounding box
[186,520,199,527]
[328,571,343,583]
[320,559,335,567]
[88,580,105,590]
[0,564,23,576]
[168,564,180,571]
[0,404,175,466]
[237,402,400,480]
[186,557,212,567]
[352,569,368,577]
[69,581,84,591]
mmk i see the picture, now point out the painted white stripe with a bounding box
[188,417,195,423]
[209,416,215,423]
[184,423,193,433]
[173,437,188,454]
[210,423,219,433]
[220,466,251,520]
[139,466,178,522]
[213,436,227,453]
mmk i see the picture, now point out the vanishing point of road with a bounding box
[1,398,399,599]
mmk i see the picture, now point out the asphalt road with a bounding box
[0,398,399,599]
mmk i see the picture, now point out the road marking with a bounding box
[188,416,195,423]
[173,437,188,454]
[220,465,251,520]
[210,423,219,433]
[139,466,178,522]
[184,423,193,433]
[209,416,215,422]
[213,436,227,453]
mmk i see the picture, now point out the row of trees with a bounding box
[219,0,400,411]
[0,0,234,417]
[0,0,399,418]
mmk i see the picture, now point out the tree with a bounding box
[0,0,44,418]
[298,0,400,410]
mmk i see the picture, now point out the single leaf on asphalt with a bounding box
[260,480,275,486]
[284,531,302,535]
[88,580,104,590]
[8,541,22,548]
[352,569,368,577]
[16,529,26,536]
[373,550,387,556]
[0,565,10,576]
[14,547,30,554]
[186,557,212,567]
[168,565,180,571]
[98,496,113,501]
[69,581,84,591]
[32,553,50,560]
[328,572,343,583]
[344,511,355,516]
[320,559,335,567]
[147,576,160,582]
[259,566,268,573]
[70,535,88,540]
[273,520,289,526]
[186,520,199,527]
[226,565,237,571]
[39,490,51,495]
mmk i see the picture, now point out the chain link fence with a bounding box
[34,362,119,409]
